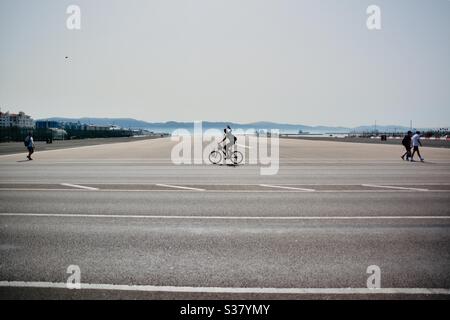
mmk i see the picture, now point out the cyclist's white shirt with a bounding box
[225,131,234,144]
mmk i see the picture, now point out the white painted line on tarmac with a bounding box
[1,213,449,220]
[362,184,429,192]
[0,281,448,295]
[60,183,99,191]
[1,188,449,193]
[155,184,205,191]
[2,182,450,186]
[260,184,315,192]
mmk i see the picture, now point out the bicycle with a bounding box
[209,143,243,165]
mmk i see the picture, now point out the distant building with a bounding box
[35,119,124,132]
[63,121,84,130]
[0,110,34,128]
[36,121,112,131]
[35,120,63,129]
[84,124,110,131]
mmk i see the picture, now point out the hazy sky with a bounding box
[0,0,449,127]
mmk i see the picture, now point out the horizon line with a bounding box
[32,116,449,129]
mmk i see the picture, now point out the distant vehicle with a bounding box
[49,128,67,140]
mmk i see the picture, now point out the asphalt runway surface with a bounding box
[0,137,449,299]
[0,135,163,155]
[282,136,450,149]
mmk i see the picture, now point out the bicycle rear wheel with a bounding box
[209,150,222,164]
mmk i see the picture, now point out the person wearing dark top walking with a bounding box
[401,131,412,161]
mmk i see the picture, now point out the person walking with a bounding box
[401,131,412,161]
[24,132,35,160]
[410,131,424,162]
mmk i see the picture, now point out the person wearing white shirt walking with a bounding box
[24,132,35,160]
[410,131,424,162]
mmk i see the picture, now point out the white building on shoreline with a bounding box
[0,110,34,128]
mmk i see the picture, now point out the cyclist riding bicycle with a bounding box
[209,126,242,165]
[221,126,236,159]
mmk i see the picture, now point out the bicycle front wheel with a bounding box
[231,151,243,164]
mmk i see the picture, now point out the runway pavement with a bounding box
[0,136,165,155]
[0,137,449,299]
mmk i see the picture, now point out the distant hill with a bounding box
[38,117,352,133]
[37,117,426,134]
[38,117,152,129]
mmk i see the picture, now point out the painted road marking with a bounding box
[0,188,449,193]
[259,184,315,192]
[1,189,449,194]
[1,213,449,220]
[0,281,448,295]
[1,182,449,193]
[155,184,205,191]
[2,182,450,185]
[60,183,99,191]
[362,184,429,192]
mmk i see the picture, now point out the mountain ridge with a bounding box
[37,117,424,133]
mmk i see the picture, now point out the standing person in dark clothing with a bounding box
[401,131,412,161]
